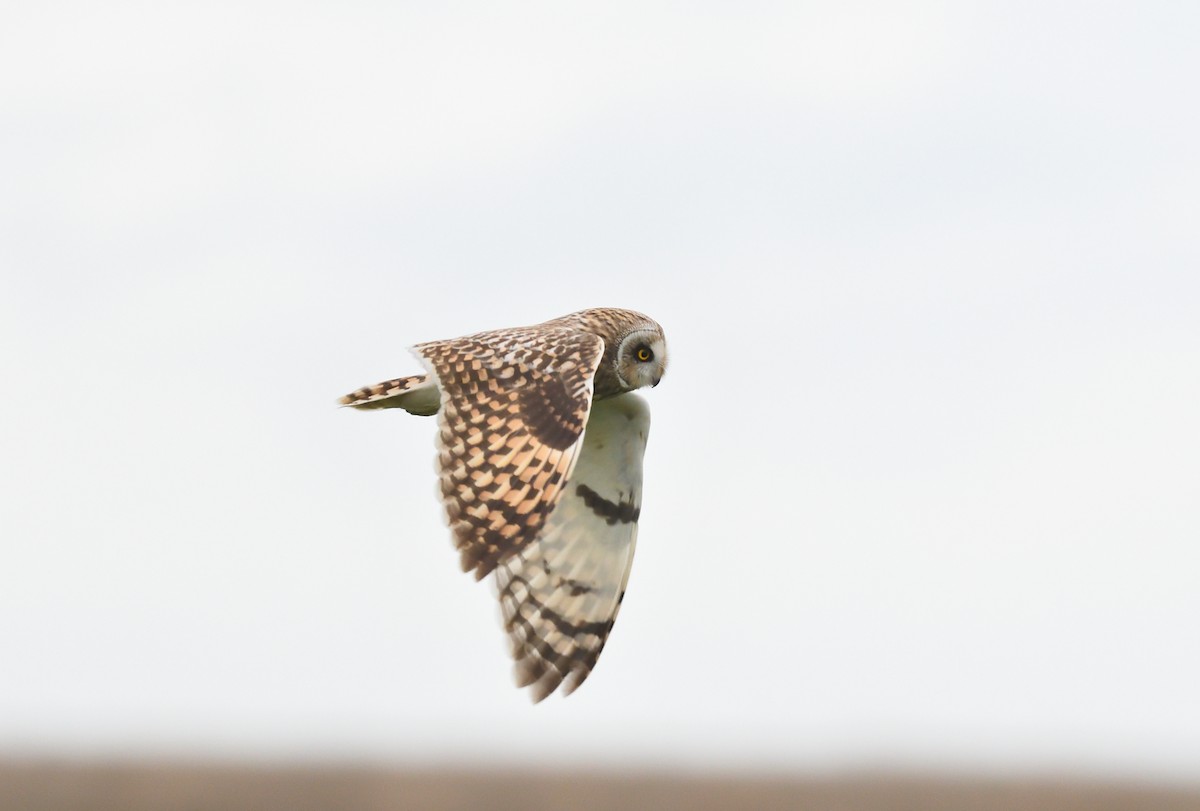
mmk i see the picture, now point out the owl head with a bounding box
[544,307,668,399]
[613,322,667,391]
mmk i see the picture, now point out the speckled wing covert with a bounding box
[414,327,606,580]
[495,393,649,701]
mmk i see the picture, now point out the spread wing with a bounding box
[495,393,650,701]
[415,327,605,579]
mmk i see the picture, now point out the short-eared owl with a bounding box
[340,308,668,701]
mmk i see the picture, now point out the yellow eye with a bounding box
[635,346,653,362]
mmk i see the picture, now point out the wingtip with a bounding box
[528,672,561,703]
[513,657,565,703]
[338,386,371,407]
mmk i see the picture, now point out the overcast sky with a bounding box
[2,1,1198,780]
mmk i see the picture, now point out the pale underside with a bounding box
[495,393,649,701]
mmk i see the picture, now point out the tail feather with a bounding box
[339,374,441,415]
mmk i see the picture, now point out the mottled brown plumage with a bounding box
[339,374,436,413]
[416,327,604,579]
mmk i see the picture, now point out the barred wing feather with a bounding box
[494,393,650,701]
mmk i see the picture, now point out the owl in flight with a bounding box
[340,308,668,701]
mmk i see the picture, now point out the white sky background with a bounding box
[2,0,1199,780]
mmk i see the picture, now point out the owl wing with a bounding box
[414,327,606,579]
[495,393,650,701]
[338,373,440,415]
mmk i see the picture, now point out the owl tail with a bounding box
[338,374,441,416]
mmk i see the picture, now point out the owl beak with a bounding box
[651,373,663,388]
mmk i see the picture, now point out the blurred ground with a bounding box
[3,762,1199,811]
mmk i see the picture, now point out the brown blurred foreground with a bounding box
[3,762,1200,811]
